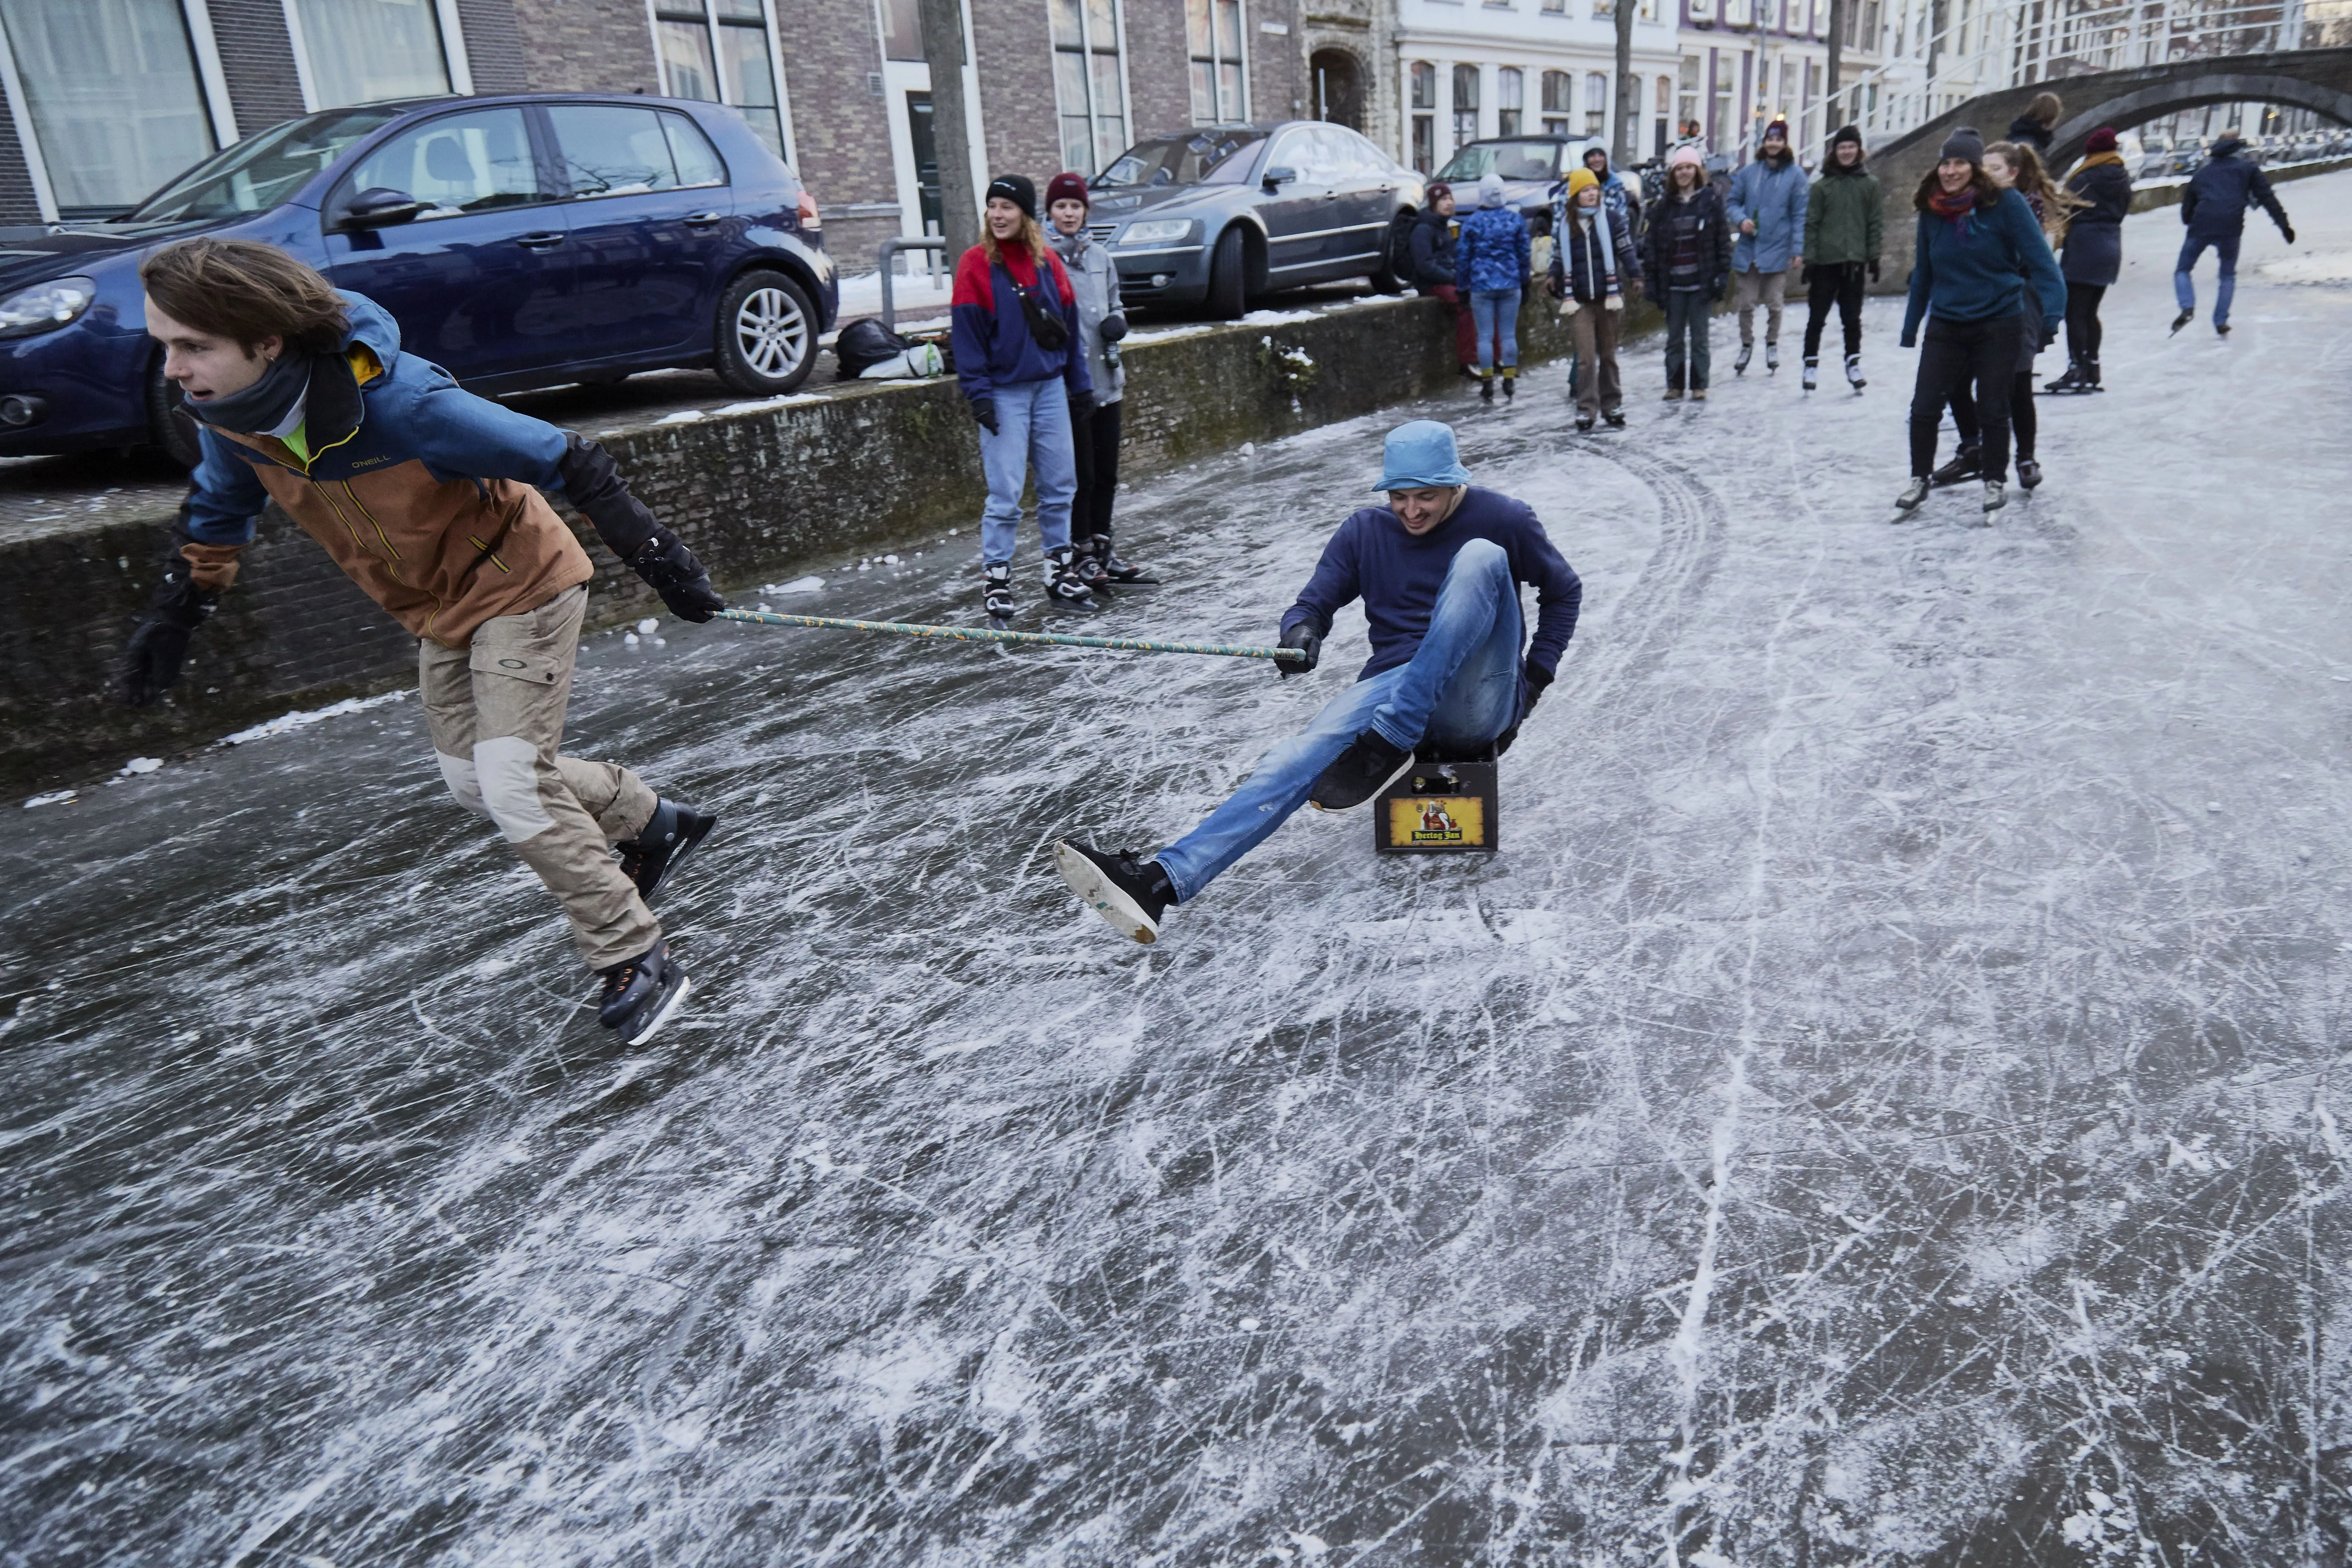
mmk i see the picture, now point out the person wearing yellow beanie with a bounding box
[1546,166,1639,429]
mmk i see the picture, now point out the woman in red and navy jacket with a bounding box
[951,174,1096,617]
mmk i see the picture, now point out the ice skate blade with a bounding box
[621,971,694,1047]
[1054,840,1158,944]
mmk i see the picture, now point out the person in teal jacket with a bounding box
[1724,117,1809,373]
[1896,127,2066,521]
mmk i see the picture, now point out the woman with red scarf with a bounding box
[1895,127,2066,522]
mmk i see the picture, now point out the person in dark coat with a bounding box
[1409,183,1476,374]
[1644,146,1733,400]
[2006,91,2062,154]
[2172,133,2294,336]
[2047,125,2131,391]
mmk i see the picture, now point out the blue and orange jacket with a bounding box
[949,239,1093,409]
[180,293,592,647]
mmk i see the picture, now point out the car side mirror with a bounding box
[1262,166,1298,190]
[342,187,427,230]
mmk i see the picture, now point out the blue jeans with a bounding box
[2175,229,2242,327]
[1470,288,1521,370]
[978,378,1077,565]
[1665,288,1712,390]
[1155,540,1525,902]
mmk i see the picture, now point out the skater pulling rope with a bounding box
[714,607,1308,664]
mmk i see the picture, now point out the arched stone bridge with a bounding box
[1868,46,2352,288]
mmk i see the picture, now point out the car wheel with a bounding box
[1370,209,1414,294]
[1203,227,1248,321]
[715,270,818,394]
[145,355,202,470]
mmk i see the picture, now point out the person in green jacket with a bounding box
[1800,125,1882,392]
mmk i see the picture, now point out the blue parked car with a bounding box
[0,93,837,464]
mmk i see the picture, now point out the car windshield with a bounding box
[127,107,409,222]
[1436,140,1571,182]
[1095,130,1266,188]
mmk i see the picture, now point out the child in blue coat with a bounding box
[1454,173,1531,401]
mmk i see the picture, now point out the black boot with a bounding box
[1307,729,1413,812]
[2043,360,2085,394]
[2084,357,2103,390]
[1479,374,1495,402]
[982,560,1018,620]
[1092,534,1155,584]
[618,798,718,903]
[1043,545,1097,608]
[1929,444,1982,487]
[1071,537,1114,594]
[1054,840,1174,944]
[598,940,694,1045]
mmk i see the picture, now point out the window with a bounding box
[0,0,219,214]
[1584,71,1607,137]
[880,0,921,59]
[1452,63,1478,146]
[1052,0,1125,172]
[653,0,787,158]
[292,0,451,107]
[545,104,726,196]
[1863,0,1881,44]
[1188,0,1245,125]
[1495,66,1522,136]
[132,106,398,222]
[1410,59,1435,172]
[1655,72,1672,157]
[1540,69,1571,134]
[343,106,547,218]
[1677,55,1700,135]
[1542,0,1564,15]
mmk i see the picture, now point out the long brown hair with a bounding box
[140,237,348,353]
[1913,164,2004,211]
[2023,90,2064,129]
[980,211,1048,268]
[1987,140,2086,242]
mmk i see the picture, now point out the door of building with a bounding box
[906,92,943,236]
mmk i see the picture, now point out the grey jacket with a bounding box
[1050,228,1127,404]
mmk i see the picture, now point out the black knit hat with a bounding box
[1939,125,1985,164]
[1831,123,1863,149]
[986,173,1037,219]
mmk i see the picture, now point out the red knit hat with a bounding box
[1046,172,1091,209]
[2085,126,2119,154]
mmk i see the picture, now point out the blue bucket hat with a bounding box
[1374,419,1472,491]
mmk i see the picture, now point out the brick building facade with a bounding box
[0,0,1355,274]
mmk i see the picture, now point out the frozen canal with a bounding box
[8,174,2352,1565]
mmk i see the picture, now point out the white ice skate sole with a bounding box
[620,971,695,1046]
[1054,840,1160,944]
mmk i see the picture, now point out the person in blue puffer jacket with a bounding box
[1725,117,1809,373]
[1454,172,1531,401]
[2172,134,2294,337]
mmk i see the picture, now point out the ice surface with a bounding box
[5,177,2352,1565]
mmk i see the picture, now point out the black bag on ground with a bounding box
[834,316,908,380]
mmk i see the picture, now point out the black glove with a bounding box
[1522,660,1554,716]
[1799,264,1813,286]
[1868,256,1881,283]
[2282,223,2297,245]
[1710,274,1728,303]
[1277,621,1321,679]
[628,530,724,623]
[121,549,219,707]
[972,398,998,435]
[1100,315,1129,343]
[1068,388,1095,421]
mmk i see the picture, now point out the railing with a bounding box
[877,237,948,333]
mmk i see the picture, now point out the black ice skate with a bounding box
[1501,370,1516,400]
[1802,356,1819,391]
[2017,458,2043,491]
[619,798,718,903]
[1055,840,1174,944]
[598,940,694,1045]
[1091,536,1158,585]
[1043,545,1098,609]
[2215,321,2231,337]
[1930,446,1981,487]
[1308,729,1413,812]
[982,561,1018,620]
[2043,360,2087,394]
[1895,476,1929,512]
[1575,412,1596,431]
[1845,353,1867,391]
[2171,307,2194,335]
[1479,374,1495,401]
[1071,540,1114,594]
[1601,406,1626,427]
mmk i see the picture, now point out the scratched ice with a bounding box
[6,176,2352,1565]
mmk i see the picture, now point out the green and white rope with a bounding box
[715,607,1307,664]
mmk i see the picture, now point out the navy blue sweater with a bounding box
[1280,487,1582,681]
[1900,185,2066,344]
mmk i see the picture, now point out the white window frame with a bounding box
[0,0,239,223]
[643,0,796,166]
[1050,0,1131,176]
[282,0,473,112]
[1190,0,1250,125]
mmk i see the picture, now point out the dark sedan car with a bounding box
[1083,122,1425,317]
[0,93,837,463]
[1435,135,1603,233]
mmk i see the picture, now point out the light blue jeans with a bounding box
[1470,288,1522,370]
[978,377,1077,566]
[2174,229,2242,328]
[1155,539,1525,902]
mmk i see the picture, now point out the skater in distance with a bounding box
[1799,125,1881,393]
[2047,127,2131,394]
[1044,172,1154,594]
[123,239,722,1047]
[1055,420,1581,944]
[1726,117,1807,377]
[2170,133,2294,338]
[951,173,1097,619]
[1546,167,1640,431]
[1455,174,1532,402]
[1645,147,1733,401]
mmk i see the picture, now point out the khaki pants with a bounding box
[1567,305,1622,415]
[1734,267,1789,345]
[419,583,661,971]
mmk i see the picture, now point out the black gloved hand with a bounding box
[1069,388,1095,421]
[121,554,219,707]
[1868,256,1882,284]
[1277,621,1321,679]
[628,530,724,623]
[2282,223,2297,245]
[972,398,998,435]
[1100,314,1129,343]
[1799,264,1813,287]
[1710,274,1728,303]
[1522,660,1555,716]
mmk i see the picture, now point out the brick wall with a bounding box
[0,80,39,225]
[206,0,308,132]
[1123,0,1194,139]
[509,0,659,93]
[1249,0,1303,121]
[773,0,900,217]
[457,0,534,93]
[970,1,1062,179]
